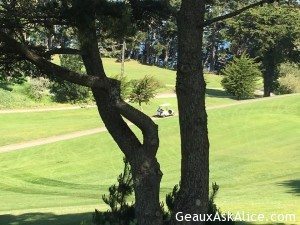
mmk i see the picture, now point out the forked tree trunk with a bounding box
[76,14,163,225]
[171,1,209,224]
[93,89,163,225]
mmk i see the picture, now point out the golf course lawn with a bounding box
[0,92,236,146]
[0,94,299,225]
[52,56,224,90]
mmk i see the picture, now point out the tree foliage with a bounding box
[276,63,300,94]
[221,53,261,99]
[50,55,91,103]
[129,75,161,108]
[94,158,136,225]
[225,3,300,96]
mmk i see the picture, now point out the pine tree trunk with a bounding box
[263,49,277,97]
[131,157,163,225]
[171,1,209,224]
[76,14,163,225]
[208,23,217,72]
[93,89,163,225]
[164,42,170,67]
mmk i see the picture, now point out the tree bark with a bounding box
[164,41,170,67]
[171,1,209,225]
[208,23,217,72]
[76,15,163,225]
[263,49,277,97]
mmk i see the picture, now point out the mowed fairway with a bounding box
[0,92,236,146]
[0,94,299,225]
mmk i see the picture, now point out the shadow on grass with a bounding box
[278,179,300,196]
[238,222,296,225]
[0,212,92,225]
[1,213,297,225]
[206,88,235,99]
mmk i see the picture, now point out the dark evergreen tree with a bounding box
[221,53,262,99]
[50,54,91,103]
[225,3,300,96]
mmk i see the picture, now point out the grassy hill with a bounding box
[1,58,223,109]
[53,56,223,90]
[0,88,53,110]
[101,58,223,89]
[0,94,299,225]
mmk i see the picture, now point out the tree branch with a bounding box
[129,0,177,20]
[204,0,274,27]
[116,99,159,155]
[43,48,82,57]
[0,31,107,89]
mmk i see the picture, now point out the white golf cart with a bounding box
[156,103,175,117]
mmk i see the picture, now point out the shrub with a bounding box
[129,75,161,109]
[276,63,300,94]
[93,158,136,225]
[94,161,235,225]
[50,55,92,103]
[0,88,29,109]
[23,77,51,101]
[221,53,261,100]
[165,183,235,225]
[51,81,92,103]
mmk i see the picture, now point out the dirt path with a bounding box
[156,93,176,98]
[0,94,298,154]
[0,105,96,114]
[0,128,106,153]
[0,93,177,114]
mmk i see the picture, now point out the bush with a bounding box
[50,55,92,103]
[93,158,136,225]
[23,77,51,101]
[221,53,261,100]
[94,158,234,225]
[0,88,29,109]
[165,183,235,225]
[51,81,92,103]
[276,63,300,94]
[129,75,161,109]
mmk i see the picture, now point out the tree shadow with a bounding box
[0,212,93,225]
[206,88,235,99]
[278,179,300,196]
[238,222,296,225]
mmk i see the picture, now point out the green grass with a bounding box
[103,58,224,90]
[1,56,223,110]
[0,84,72,110]
[52,56,224,90]
[0,108,103,146]
[0,90,237,146]
[0,88,52,110]
[0,94,299,225]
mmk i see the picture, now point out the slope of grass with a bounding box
[0,88,52,110]
[0,84,71,110]
[0,89,236,146]
[1,57,223,110]
[0,108,103,146]
[0,94,299,225]
[103,58,223,89]
[52,56,223,90]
